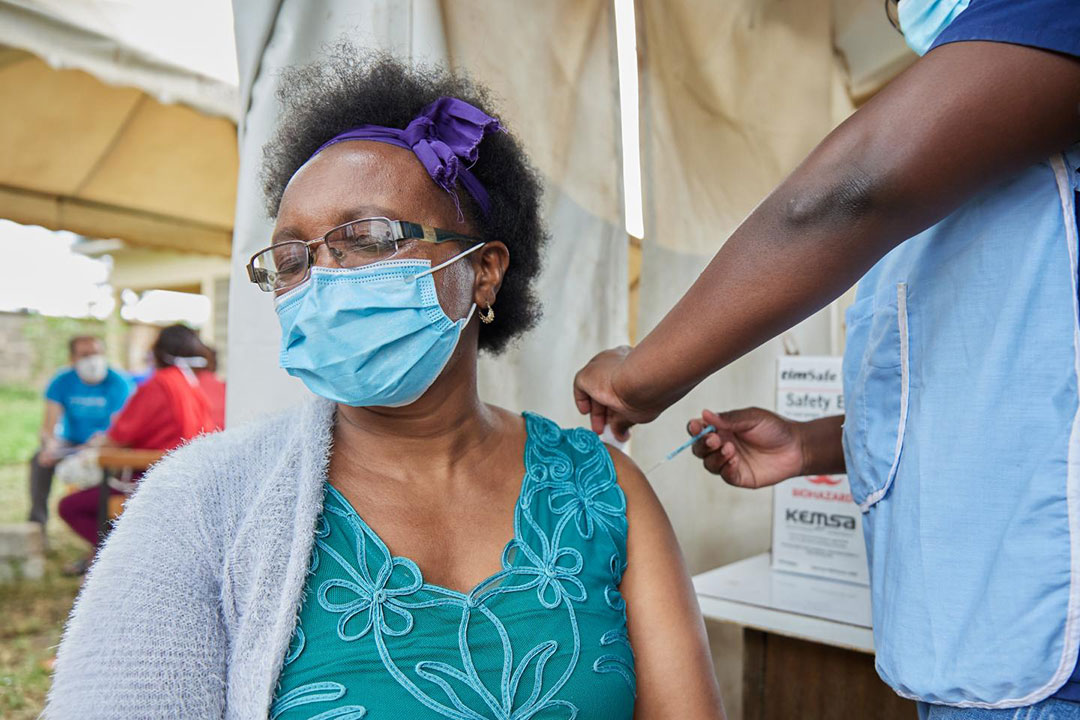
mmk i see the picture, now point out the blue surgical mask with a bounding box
[897,0,970,56]
[275,245,482,407]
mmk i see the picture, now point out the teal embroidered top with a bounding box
[271,412,635,719]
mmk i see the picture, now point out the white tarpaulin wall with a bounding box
[632,1,856,714]
[634,0,851,574]
[226,0,627,427]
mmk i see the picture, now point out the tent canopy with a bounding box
[0,0,239,256]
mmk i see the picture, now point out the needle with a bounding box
[645,424,716,474]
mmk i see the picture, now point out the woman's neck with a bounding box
[331,353,500,480]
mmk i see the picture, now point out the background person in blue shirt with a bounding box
[574,0,1080,717]
[29,335,133,531]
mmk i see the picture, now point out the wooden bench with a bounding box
[95,448,166,542]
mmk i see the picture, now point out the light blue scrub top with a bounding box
[843,147,1080,707]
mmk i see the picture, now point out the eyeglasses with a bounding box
[246,216,482,293]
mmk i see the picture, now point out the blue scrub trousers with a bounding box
[919,699,1080,719]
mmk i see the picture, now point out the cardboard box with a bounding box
[771,356,868,585]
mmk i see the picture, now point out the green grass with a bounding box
[0,375,93,714]
[0,382,99,716]
[0,386,43,466]
[0,388,85,720]
[0,460,85,718]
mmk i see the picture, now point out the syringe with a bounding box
[645,424,716,475]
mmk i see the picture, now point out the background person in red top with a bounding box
[198,348,226,431]
[108,325,224,449]
[58,324,225,574]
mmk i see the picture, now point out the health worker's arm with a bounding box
[574,40,1080,439]
[608,447,727,719]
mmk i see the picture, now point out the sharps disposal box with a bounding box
[771,356,868,585]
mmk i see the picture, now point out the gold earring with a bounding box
[480,304,495,324]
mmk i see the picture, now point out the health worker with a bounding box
[574,1,1080,717]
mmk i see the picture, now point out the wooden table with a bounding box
[694,553,915,720]
[95,448,166,541]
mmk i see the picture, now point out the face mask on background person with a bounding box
[159,353,209,386]
[897,0,971,56]
[74,354,108,385]
[275,244,484,407]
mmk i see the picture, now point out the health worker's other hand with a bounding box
[689,408,805,489]
[573,346,659,441]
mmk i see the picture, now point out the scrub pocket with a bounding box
[842,283,910,511]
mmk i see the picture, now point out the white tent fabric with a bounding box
[0,0,238,119]
[0,0,239,255]
[632,1,859,713]
[226,0,627,427]
[634,0,851,576]
[833,0,915,101]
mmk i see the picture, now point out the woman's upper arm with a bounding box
[45,451,228,717]
[607,445,726,720]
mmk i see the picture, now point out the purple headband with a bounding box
[308,96,503,217]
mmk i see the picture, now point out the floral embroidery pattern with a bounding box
[283,625,305,667]
[317,555,423,640]
[547,452,626,540]
[273,413,634,719]
[604,554,627,612]
[593,629,636,695]
[413,609,571,719]
[502,540,586,609]
[270,682,367,720]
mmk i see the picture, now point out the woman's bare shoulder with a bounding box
[602,443,658,512]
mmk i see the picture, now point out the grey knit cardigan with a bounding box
[46,396,339,718]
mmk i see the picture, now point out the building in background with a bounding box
[73,239,230,372]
